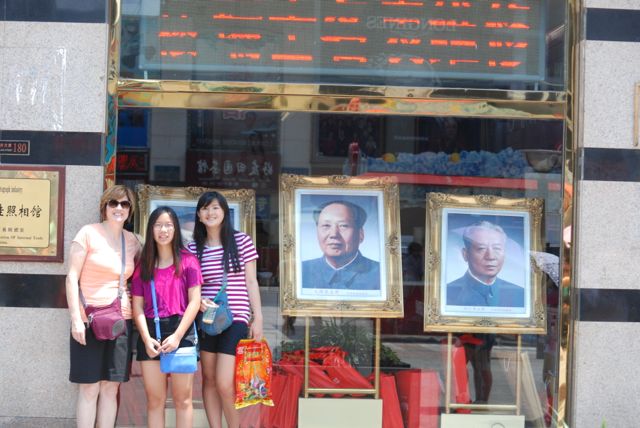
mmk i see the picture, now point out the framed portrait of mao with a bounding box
[423,193,547,334]
[279,174,403,318]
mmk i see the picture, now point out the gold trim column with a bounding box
[558,0,583,425]
[104,0,122,188]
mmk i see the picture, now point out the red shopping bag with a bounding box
[451,344,471,409]
[322,354,373,395]
[379,373,404,428]
[258,372,289,428]
[239,403,262,428]
[394,369,441,428]
[263,371,303,428]
[277,358,341,397]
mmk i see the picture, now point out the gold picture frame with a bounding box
[0,166,65,262]
[279,174,403,318]
[423,193,546,334]
[136,185,256,244]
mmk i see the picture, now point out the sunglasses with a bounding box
[107,199,132,209]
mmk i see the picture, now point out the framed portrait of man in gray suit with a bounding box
[280,174,403,318]
[423,193,547,334]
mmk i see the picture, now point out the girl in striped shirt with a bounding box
[188,191,263,428]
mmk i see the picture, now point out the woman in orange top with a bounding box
[65,185,141,427]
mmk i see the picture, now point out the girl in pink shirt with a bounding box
[131,206,202,428]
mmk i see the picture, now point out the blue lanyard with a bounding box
[150,278,197,345]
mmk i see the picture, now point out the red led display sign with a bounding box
[138,0,545,83]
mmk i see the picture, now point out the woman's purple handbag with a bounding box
[79,233,127,341]
[84,296,126,341]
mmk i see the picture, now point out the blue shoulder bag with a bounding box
[201,270,233,336]
[150,279,198,374]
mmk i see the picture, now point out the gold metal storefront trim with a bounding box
[117,79,565,119]
[104,0,122,189]
[108,0,578,424]
[557,0,582,425]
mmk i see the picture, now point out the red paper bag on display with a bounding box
[394,369,441,428]
[263,371,303,428]
[322,354,373,395]
[239,403,262,428]
[257,372,288,428]
[278,358,340,397]
[379,373,404,428]
[451,345,471,413]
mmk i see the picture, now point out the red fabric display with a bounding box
[394,369,441,428]
[440,341,472,414]
[277,358,340,397]
[322,353,373,396]
[377,373,404,428]
[240,370,303,428]
[278,347,372,398]
[451,344,471,410]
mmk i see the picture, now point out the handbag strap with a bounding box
[213,270,228,302]
[150,278,198,346]
[79,231,125,308]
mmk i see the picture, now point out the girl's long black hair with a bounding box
[140,206,184,282]
[192,191,240,273]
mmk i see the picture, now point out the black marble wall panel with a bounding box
[2,0,106,23]
[0,131,102,166]
[0,273,67,308]
[587,8,640,43]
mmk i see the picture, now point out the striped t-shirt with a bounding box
[187,232,259,324]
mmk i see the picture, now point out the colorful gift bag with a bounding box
[235,339,274,409]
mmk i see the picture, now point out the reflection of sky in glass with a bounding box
[444,211,528,288]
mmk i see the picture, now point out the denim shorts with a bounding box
[199,321,248,356]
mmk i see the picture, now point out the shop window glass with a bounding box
[116,108,565,427]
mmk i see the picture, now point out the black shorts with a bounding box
[69,320,133,384]
[199,321,248,356]
[136,315,197,361]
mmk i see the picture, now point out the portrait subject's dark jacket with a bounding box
[446,272,524,307]
[301,252,380,290]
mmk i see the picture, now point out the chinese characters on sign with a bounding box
[138,0,544,82]
[0,166,65,262]
[0,140,30,156]
[186,150,279,190]
[0,180,49,249]
[116,150,149,176]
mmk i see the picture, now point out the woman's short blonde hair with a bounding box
[99,185,136,222]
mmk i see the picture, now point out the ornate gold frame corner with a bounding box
[136,184,256,243]
[279,174,403,318]
[423,192,546,334]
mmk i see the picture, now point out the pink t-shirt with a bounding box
[187,232,259,324]
[131,251,203,318]
[72,223,140,321]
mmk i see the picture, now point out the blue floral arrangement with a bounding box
[365,148,532,178]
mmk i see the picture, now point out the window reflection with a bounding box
[116,108,564,426]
